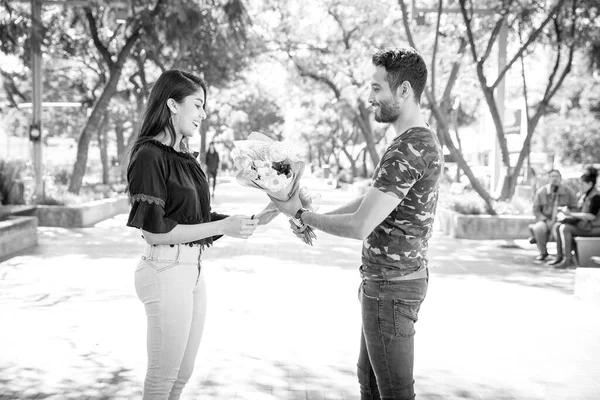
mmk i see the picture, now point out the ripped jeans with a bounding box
[357,276,428,400]
[134,244,207,400]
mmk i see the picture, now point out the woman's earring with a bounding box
[171,113,180,126]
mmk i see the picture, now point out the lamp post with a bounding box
[31,0,43,203]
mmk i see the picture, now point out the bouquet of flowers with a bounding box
[231,132,317,245]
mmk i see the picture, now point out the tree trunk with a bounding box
[98,111,110,185]
[68,70,121,194]
[356,99,380,168]
[341,146,358,179]
[115,124,126,183]
[199,122,208,161]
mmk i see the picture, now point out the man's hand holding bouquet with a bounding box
[232,132,317,245]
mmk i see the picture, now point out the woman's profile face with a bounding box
[172,89,206,138]
[581,179,593,192]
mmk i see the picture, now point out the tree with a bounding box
[266,0,396,172]
[458,0,583,199]
[398,0,498,214]
[0,0,259,194]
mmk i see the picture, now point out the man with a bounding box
[528,169,578,261]
[273,47,442,400]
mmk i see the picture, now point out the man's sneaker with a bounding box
[547,257,563,266]
[535,253,549,261]
[554,258,575,269]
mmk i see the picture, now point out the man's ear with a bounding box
[396,81,412,100]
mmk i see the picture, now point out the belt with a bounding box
[363,267,428,282]
[143,244,202,264]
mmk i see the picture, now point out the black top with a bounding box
[126,140,228,246]
[581,188,600,216]
[206,150,219,173]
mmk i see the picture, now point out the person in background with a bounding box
[205,142,220,197]
[528,169,578,261]
[549,166,600,268]
[126,69,276,400]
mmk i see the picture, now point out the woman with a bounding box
[548,166,600,268]
[205,142,219,197]
[126,69,277,399]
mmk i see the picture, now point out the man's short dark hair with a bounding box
[372,47,427,104]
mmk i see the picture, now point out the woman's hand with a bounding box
[221,215,258,238]
[254,202,280,226]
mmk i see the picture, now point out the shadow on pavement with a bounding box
[0,365,141,400]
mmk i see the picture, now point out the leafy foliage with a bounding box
[544,109,600,165]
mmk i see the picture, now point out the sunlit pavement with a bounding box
[1,178,599,400]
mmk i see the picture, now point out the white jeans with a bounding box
[134,244,207,400]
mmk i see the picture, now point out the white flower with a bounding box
[253,160,271,169]
[240,169,258,181]
[257,167,274,178]
[266,175,287,191]
[268,144,288,162]
[233,155,252,170]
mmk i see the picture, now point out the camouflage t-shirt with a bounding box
[360,126,443,280]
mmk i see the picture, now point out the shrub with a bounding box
[53,168,71,185]
[37,195,65,206]
[0,159,26,205]
[440,191,486,215]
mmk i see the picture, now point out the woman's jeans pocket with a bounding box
[140,255,180,272]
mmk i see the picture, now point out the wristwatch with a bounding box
[295,208,308,223]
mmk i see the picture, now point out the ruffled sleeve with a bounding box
[127,144,178,233]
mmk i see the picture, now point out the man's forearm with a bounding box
[324,195,364,216]
[302,211,364,240]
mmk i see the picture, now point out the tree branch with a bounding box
[327,8,358,50]
[459,0,480,63]
[115,0,166,68]
[288,52,341,99]
[84,8,113,68]
[491,0,567,90]
[431,0,443,97]
[441,38,467,106]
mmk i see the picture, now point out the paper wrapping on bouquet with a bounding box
[233,132,318,245]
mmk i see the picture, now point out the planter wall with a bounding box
[575,267,600,308]
[436,207,535,240]
[36,195,129,228]
[0,216,38,260]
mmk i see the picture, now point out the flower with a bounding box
[267,175,288,191]
[257,167,273,178]
[233,155,252,170]
[233,132,318,245]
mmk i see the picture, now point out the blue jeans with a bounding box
[357,275,428,400]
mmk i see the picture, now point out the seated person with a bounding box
[529,169,578,261]
[548,166,600,268]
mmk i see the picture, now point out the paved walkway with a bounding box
[1,180,599,400]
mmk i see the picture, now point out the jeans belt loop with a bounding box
[175,244,181,263]
[148,244,155,260]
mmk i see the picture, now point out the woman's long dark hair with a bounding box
[129,70,207,160]
[581,166,598,188]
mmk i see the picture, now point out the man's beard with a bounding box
[373,99,401,123]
